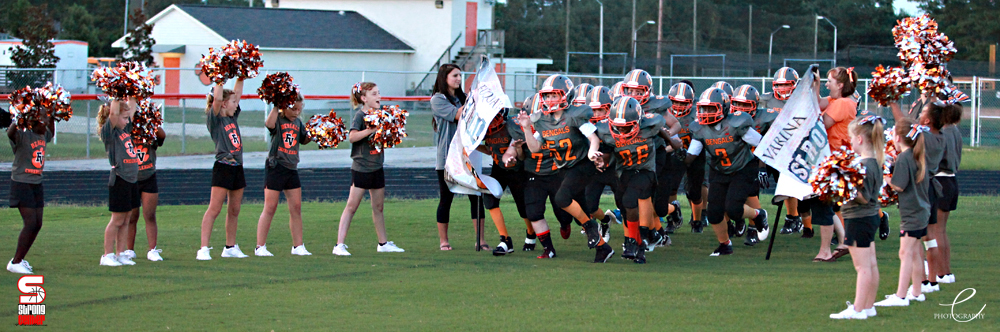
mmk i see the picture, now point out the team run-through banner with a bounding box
[444,57,510,197]
[753,64,831,201]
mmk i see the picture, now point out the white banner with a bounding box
[753,65,830,200]
[444,58,511,197]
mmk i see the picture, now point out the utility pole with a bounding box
[565,0,571,73]
[656,0,663,76]
[124,0,130,36]
[692,0,697,76]
[748,5,752,71]
[813,13,819,60]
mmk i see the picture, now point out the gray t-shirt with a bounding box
[891,149,930,230]
[939,125,961,174]
[267,115,309,170]
[101,121,139,183]
[9,128,53,184]
[136,138,162,181]
[350,109,384,172]
[842,158,882,219]
[207,106,243,166]
[924,131,944,175]
[431,93,462,170]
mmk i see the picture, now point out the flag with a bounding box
[754,64,831,201]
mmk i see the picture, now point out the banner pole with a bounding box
[765,200,784,260]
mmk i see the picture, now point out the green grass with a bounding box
[958,146,1000,171]
[1,195,998,330]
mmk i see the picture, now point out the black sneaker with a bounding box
[644,228,661,252]
[791,216,804,233]
[600,221,610,244]
[536,248,556,259]
[690,218,704,233]
[583,219,601,249]
[621,238,637,260]
[879,211,890,240]
[664,221,677,234]
[744,229,759,246]
[727,221,736,238]
[734,218,748,237]
[634,241,647,264]
[780,216,795,234]
[710,242,734,256]
[801,227,815,238]
[753,209,770,241]
[594,243,615,263]
[523,238,536,251]
[659,229,672,246]
[669,200,683,229]
[492,236,514,256]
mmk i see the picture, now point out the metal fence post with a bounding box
[86,102,91,158]
[181,99,187,154]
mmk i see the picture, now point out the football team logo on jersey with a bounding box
[229,131,242,150]
[135,145,149,164]
[31,148,45,169]
[283,131,297,149]
[124,140,137,158]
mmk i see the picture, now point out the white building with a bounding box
[0,38,89,92]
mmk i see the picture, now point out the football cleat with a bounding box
[710,242,734,257]
[594,243,615,263]
[536,248,557,259]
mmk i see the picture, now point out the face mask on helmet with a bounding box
[670,100,693,116]
[624,86,650,104]
[772,67,799,100]
[610,97,643,141]
[540,91,567,113]
[731,100,756,116]
[697,88,728,125]
[773,83,795,100]
[487,108,508,135]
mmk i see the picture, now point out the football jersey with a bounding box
[752,108,780,136]
[641,96,671,150]
[759,92,787,112]
[673,109,699,150]
[690,111,757,174]
[531,105,594,169]
[10,128,53,184]
[597,114,665,174]
[508,121,558,176]
[483,116,522,170]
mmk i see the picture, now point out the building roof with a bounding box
[174,5,413,52]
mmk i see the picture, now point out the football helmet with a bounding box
[623,69,654,104]
[730,84,760,117]
[521,93,541,114]
[610,96,644,141]
[571,83,593,107]
[697,87,730,125]
[610,81,625,99]
[588,85,613,123]
[711,81,734,98]
[667,82,695,117]
[488,107,509,135]
[538,74,574,113]
[772,67,799,100]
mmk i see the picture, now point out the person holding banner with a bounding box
[686,87,770,257]
[331,82,405,256]
[761,67,808,236]
[431,64,487,251]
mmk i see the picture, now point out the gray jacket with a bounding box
[432,93,463,170]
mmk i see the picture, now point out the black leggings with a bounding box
[436,170,486,224]
[13,207,43,263]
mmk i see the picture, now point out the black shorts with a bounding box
[109,176,141,212]
[483,167,528,219]
[524,172,563,222]
[797,197,836,226]
[620,170,656,209]
[706,165,758,225]
[653,147,678,217]
[352,168,385,190]
[137,174,159,194]
[936,176,958,212]
[684,151,707,204]
[555,159,597,213]
[265,164,302,191]
[585,167,622,214]
[9,181,43,208]
[845,215,879,248]
[663,151,686,195]
[900,227,927,239]
[211,162,247,190]
[927,182,939,225]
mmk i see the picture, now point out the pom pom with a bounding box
[363,105,409,152]
[868,65,912,107]
[199,40,263,84]
[38,82,73,122]
[809,146,867,206]
[131,98,164,146]
[7,87,43,131]
[305,110,348,149]
[257,72,300,109]
[91,61,155,99]
[909,64,952,95]
[892,14,956,66]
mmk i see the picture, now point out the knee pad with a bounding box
[554,190,574,210]
[924,239,938,250]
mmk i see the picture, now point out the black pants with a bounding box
[706,165,758,225]
[483,167,528,219]
[554,159,597,213]
[585,166,624,215]
[436,170,486,224]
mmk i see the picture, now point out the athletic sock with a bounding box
[602,214,611,224]
[525,229,537,240]
[524,219,536,236]
[379,242,387,246]
[225,245,234,249]
[538,231,554,251]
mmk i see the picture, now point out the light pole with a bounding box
[768,25,790,77]
[596,0,604,79]
[633,20,655,69]
[817,16,838,67]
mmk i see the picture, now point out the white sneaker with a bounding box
[864,307,877,317]
[376,241,405,253]
[254,245,274,257]
[221,245,249,258]
[874,294,909,307]
[20,260,32,270]
[939,274,955,283]
[580,229,586,235]
[120,249,137,260]
[829,302,867,319]
[906,293,926,302]
[100,254,123,266]
[925,283,940,293]
[117,252,136,265]
[196,247,213,261]
[604,209,619,225]
[7,259,31,274]
[147,248,163,261]
[291,245,312,256]
[332,244,351,256]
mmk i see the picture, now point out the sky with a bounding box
[894,0,924,15]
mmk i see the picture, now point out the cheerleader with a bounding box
[6,111,55,273]
[99,97,141,266]
[198,79,249,260]
[255,93,312,256]
[332,82,405,256]
[124,126,165,262]
[932,104,963,284]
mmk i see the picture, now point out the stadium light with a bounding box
[817,16,838,67]
[768,25,791,77]
[633,21,656,69]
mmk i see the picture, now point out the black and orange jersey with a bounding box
[759,92,787,112]
[752,107,780,137]
[530,104,594,170]
[640,95,671,150]
[690,111,756,174]
[508,120,558,176]
[674,108,698,150]
[483,116,522,170]
[597,113,665,174]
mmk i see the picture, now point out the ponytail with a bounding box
[96,103,111,141]
[870,120,886,167]
[896,118,926,183]
[827,67,858,98]
[851,115,887,168]
[350,82,377,110]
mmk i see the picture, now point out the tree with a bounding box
[59,4,100,57]
[0,0,31,37]
[121,10,156,67]
[917,0,1000,62]
[8,4,60,88]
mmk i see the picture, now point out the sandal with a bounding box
[832,248,850,260]
[479,244,491,251]
[440,244,453,251]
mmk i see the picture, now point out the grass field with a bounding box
[1,195,997,330]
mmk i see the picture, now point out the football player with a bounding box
[478,106,530,256]
[760,67,807,236]
[730,84,776,246]
[663,82,710,234]
[582,86,625,245]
